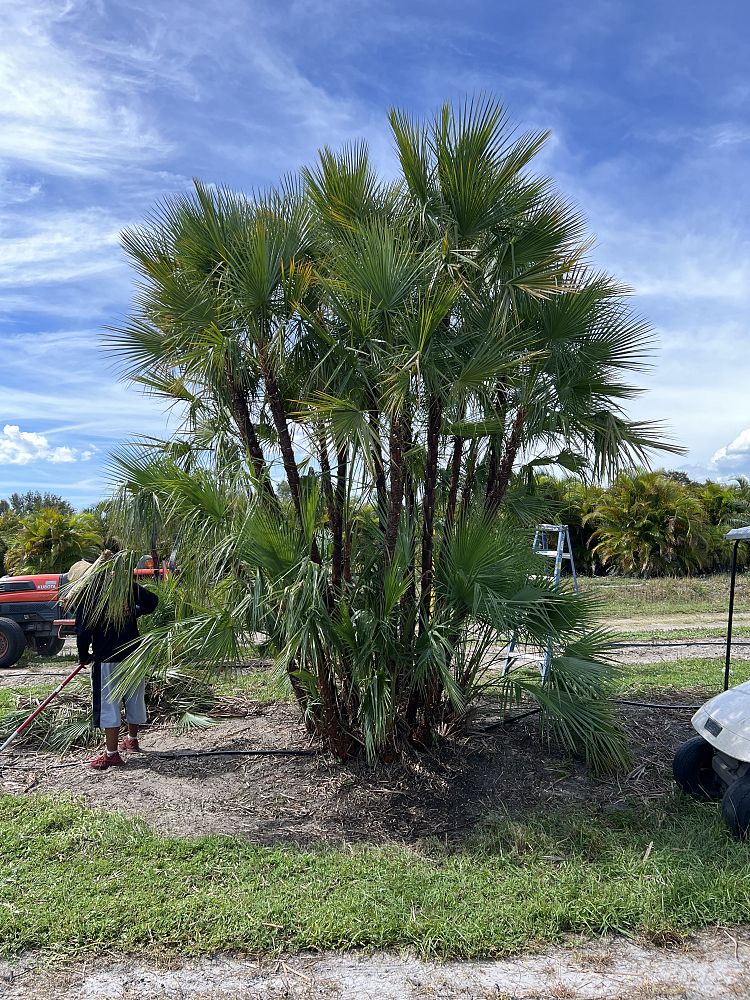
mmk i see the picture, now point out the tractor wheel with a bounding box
[0,618,27,668]
[35,636,65,657]
[672,735,723,801]
[722,778,750,839]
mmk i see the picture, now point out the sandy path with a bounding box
[610,639,750,664]
[3,928,750,999]
[607,612,750,633]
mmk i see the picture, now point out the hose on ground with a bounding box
[480,697,703,732]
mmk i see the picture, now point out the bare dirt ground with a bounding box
[611,639,745,664]
[1,690,696,844]
[3,928,750,999]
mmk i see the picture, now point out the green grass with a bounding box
[613,626,750,641]
[17,650,78,669]
[2,794,749,959]
[613,657,750,695]
[213,666,293,704]
[0,683,56,717]
[581,573,750,619]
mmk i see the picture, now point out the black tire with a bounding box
[35,635,65,657]
[722,778,750,839]
[672,735,723,801]
[0,617,27,668]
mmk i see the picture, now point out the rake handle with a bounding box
[0,662,88,755]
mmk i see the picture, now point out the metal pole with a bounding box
[724,541,739,692]
[0,661,87,754]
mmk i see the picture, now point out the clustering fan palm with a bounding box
[103,98,680,772]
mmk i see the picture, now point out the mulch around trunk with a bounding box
[0,692,697,845]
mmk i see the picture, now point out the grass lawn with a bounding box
[2,793,750,960]
[212,665,293,704]
[581,573,749,619]
[0,683,52,716]
[612,657,750,695]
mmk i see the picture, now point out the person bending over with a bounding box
[75,576,159,770]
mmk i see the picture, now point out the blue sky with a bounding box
[1,0,749,507]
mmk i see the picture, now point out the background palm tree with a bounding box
[4,508,103,575]
[587,471,713,576]
[101,98,681,771]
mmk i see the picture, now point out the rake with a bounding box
[0,661,88,754]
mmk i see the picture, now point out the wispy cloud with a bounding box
[0,329,170,438]
[0,208,122,288]
[0,1,170,177]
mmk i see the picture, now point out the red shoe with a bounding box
[118,737,141,753]
[88,751,126,770]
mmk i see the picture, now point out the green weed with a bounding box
[1,794,748,959]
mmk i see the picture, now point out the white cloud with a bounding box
[712,429,750,474]
[0,424,86,465]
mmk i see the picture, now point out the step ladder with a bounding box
[532,524,579,592]
[502,524,579,680]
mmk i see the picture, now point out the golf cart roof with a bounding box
[726,527,750,541]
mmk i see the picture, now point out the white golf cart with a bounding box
[673,526,750,837]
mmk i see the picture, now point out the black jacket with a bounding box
[76,582,158,665]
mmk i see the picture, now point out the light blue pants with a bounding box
[96,661,147,729]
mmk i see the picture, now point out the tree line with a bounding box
[3,470,747,581]
[537,470,750,577]
[0,493,106,575]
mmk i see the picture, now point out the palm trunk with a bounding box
[257,341,321,564]
[225,369,276,504]
[317,428,340,587]
[384,415,404,561]
[458,439,478,521]
[442,433,463,542]
[413,395,445,747]
[419,395,442,630]
[334,444,347,590]
[483,384,509,513]
[367,405,388,524]
[484,439,500,511]
[317,660,353,760]
[486,406,526,514]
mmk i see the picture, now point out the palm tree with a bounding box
[103,98,678,771]
[587,471,713,576]
[5,508,103,574]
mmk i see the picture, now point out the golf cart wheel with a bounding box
[672,735,723,801]
[722,778,750,840]
[35,636,65,657]
[0,617,27,668]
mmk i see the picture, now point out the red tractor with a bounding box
[0,573,68,667]
[0,555,169,668]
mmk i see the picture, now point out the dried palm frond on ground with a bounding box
[0,691,95,752]
[0,668,233,752]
